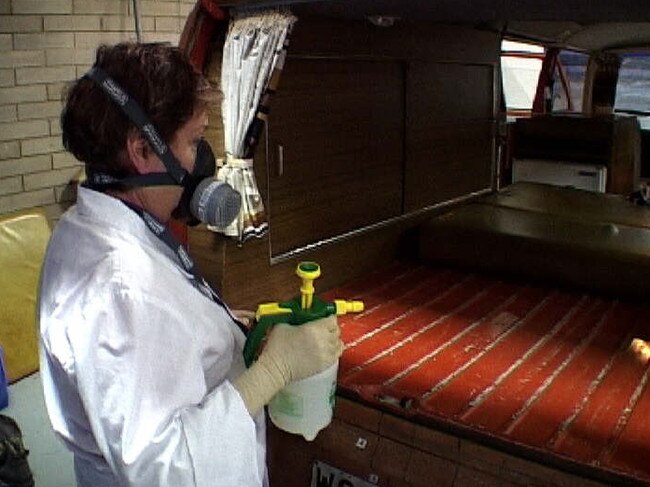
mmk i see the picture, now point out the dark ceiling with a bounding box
[217,0,650,50]
[219,0,650,22]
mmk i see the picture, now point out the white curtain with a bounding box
[213,8,296,242]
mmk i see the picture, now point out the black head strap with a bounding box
[83,66,188,187]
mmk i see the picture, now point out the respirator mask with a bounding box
[82,66,241,228]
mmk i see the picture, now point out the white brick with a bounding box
[0,119,48,140]
[0,69,13,87]
[0,175,21,194]
[0,50,45,68]
[12,0,72,14]
[23,166,82,190]
[0,104,15,122]
[73,0,128,15]
[16,65,75,84]
[0,0,8,14]
[74,31,137,47]
[18,100,62,120]
[180,3,195,17]
[0,84,47,104]
[0,140,19,159]
[52,151,82,168]
[14,32,74,49]
[0,154,51,177]
[21,135,64,155]
[101,15,153,32]
[49,117,62,136]
[143,32,180,44]
[44,15,101,31]
[0,33,10,50]
[0,15,42,32]
[47,82,68,101]
[46,47,95,66]
[154,16,180,32]
[0,187,54,213]
[138,1,178,16]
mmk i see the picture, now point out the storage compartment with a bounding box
[511,115,641,194]
[266,58,404,256]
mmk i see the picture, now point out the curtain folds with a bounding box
[212,8,297,242]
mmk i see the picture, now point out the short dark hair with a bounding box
[61,42,211,178]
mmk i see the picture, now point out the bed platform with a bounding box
[267,183,650,487]
[324,263,649,486]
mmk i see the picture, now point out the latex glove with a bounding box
[233,314,343,416]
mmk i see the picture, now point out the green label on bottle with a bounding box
[329,381,336,409]
[271,390,304,418]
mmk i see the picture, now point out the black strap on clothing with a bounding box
[83,66,187,185]
[120,199,248,337]
[85,171,178,189]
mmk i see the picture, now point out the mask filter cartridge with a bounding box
[190,178,242,227]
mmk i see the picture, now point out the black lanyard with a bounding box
[120,200,248,337]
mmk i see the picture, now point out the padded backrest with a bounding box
[0,209,51,383]
[418,183,650,299]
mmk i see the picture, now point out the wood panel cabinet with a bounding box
[266,58,405,256]
[405,62,496,211]
[189,19,500,305]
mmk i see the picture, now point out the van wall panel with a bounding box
[189,16,500,305]
[404,60,495,212]
[405,120,495,211]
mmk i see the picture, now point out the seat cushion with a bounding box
[0,209,50,382]
[419,184,650,299]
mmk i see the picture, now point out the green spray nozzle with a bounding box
[242,262,363,367]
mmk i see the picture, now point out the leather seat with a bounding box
[419,183,650,299]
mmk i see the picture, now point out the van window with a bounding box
[500,40,544,117]
[615,53,650,129]
[551,50,589,113]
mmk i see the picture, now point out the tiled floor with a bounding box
[325,262,650,485]
[4,373,76,486]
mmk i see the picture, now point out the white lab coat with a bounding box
[39,186,267,487]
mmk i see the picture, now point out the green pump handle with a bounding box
[243,295,337,367]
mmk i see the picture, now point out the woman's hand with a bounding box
[261,314,343,382]
[233,314,343,416]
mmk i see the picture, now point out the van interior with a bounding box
[3,0,650,486]
[180,1,650,486]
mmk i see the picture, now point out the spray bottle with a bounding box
[243,262,363,441]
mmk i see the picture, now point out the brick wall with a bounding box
[0,0,197,224]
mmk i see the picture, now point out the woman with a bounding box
[38,42,341,486]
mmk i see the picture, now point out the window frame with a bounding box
[500,38,545,118]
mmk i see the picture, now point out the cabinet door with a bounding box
[405,62,496,211]
[267,58,404,257]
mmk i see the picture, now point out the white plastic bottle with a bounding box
[268,361,338,441]
[247,261,363,441]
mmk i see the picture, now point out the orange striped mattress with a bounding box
[322,262,650,486]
